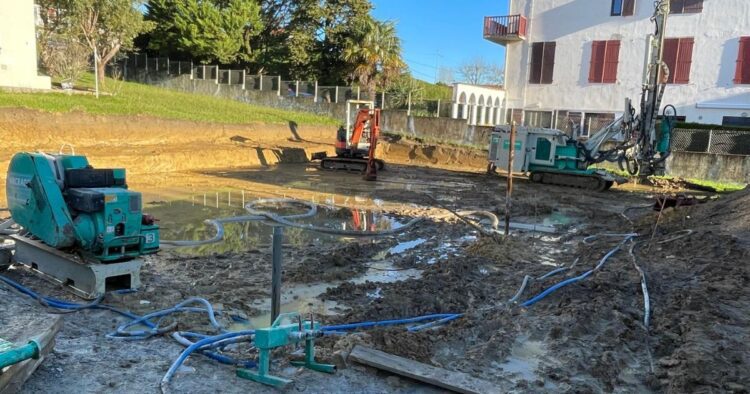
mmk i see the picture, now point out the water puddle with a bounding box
[145,192,408,255]
[494,336,547,382]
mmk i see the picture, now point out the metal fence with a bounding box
[672,128,750,156]
[110,53,449,115]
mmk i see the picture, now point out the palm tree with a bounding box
[343,18,405,98]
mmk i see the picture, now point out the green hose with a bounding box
[0,340,39,369]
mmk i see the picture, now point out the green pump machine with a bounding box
[4,152,159,298]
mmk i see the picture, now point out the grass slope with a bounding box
[0,74,338,126]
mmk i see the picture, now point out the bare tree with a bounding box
[457,57,504,86]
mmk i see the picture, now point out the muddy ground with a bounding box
[1,110,748,393]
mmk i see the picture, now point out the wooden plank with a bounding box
[348,345,500,394]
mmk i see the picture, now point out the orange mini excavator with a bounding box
[312,100,385,181]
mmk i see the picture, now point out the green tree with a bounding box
[69,0,154,87]
[386,73,423,109]
[147,0,263,64]
[343,18,405,97]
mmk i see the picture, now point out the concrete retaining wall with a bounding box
[381,110,493,147]
[667,151,750,184]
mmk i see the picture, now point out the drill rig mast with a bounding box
[487,0,677,190]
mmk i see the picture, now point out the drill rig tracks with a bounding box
[530,171,614,192]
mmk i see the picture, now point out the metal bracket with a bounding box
[9,234,143,299]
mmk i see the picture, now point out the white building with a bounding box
[0,0,51,90]
[485,0,750,135]
[450,83,506,126]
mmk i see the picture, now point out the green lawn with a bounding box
[0,74,338,126]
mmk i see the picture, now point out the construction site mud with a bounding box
[1,110,748,393]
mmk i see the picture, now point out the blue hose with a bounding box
[172,332,256,368]
[521,235,637,307]
[160,330,256,392]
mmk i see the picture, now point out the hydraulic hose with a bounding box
[521,234,638,307]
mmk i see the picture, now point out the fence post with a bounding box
[144,53,148,73]
[177,60,180,75]
[381,92,386,109]
[166,58,170,74]
[436,99,441,117]
[295,80,300,97]
[242,70,246,90]
[189,61,194,80]
[356,86,361,100]
[215,66,219,84]
[314,81,318,103]
[259,74,263,91]
[335,86,339,103]
[707,129,713,153]
[277,76,281,96]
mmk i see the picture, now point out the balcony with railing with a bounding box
[483,15,527,45]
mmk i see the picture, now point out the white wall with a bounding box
[0,0,51,90]
[451,83,506,126]
[503,0,750,125]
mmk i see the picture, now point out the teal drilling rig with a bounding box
[488,0,676,191]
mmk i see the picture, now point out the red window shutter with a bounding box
[735,37,750,84]
[683,0,703,13]
[541,42,556,84]
[674,38,694,83]
[589,41,606,83]
[602,40,621,83]
[663,38,680,83]
[530,42,544,84]
[623,0,635,16]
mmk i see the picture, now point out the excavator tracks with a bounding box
[320,158,385,172]
[530,171,613,192]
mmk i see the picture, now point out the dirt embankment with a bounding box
[0,108,488,177]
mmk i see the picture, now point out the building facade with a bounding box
[0,0,51,90]
[450,83,506,126]
[485,0,750,135]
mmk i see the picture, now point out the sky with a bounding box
[371,0,510,83]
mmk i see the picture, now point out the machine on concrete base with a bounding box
[487,0,676,191]
[3,152,159,298]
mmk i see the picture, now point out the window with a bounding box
[589,40,621,83]
[670,0,703,14]
[722,117,750,128]
[663,38,694,84]
[556,111,583,138]
[583,113,615,137]
[529,42,556,84]
[525,111,553,128]
[611,0,635,16]
[735,37,750,84]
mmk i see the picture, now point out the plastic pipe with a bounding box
[0,341,39,369]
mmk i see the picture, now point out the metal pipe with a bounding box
[504,121,517,236]
[271,226,283,325]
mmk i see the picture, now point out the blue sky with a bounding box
[371,0,510,83]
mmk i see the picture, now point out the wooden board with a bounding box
[0,283,63,393]
[348,345,500,394]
